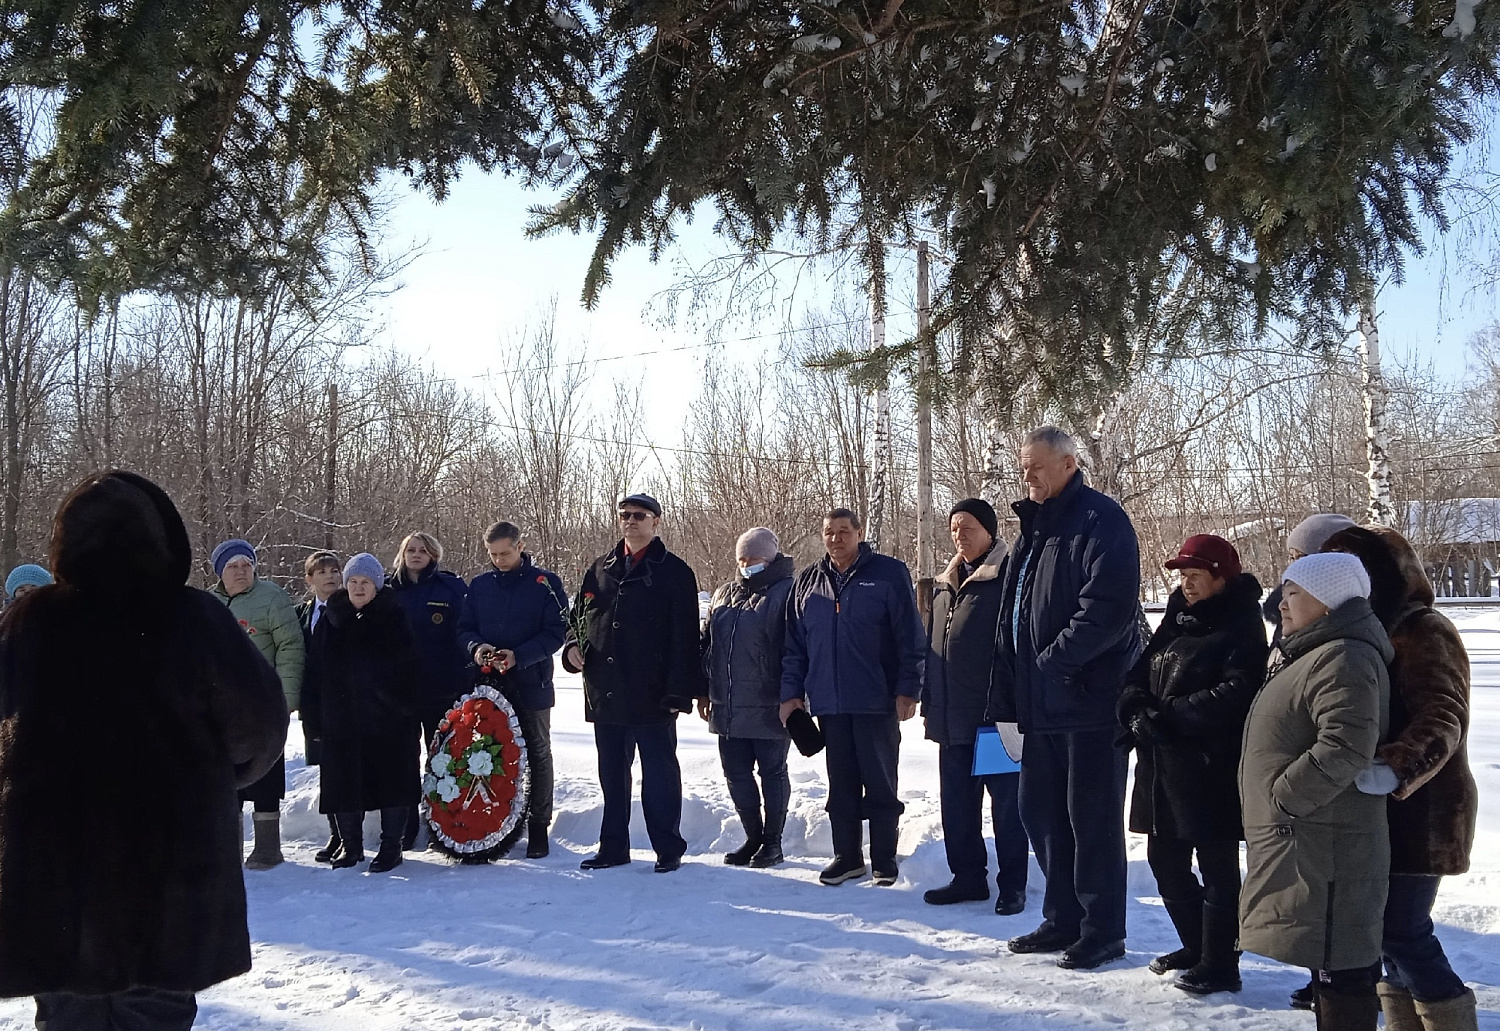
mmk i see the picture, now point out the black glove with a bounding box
[662,694,694,714]
[1130,710,1173,746]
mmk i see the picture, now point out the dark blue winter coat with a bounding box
[387,565,470,710]
[457,553,568,710]
[991,471,1144,734]
[780,542,925,716]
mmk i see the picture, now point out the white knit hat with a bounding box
[1282,552,1371,610]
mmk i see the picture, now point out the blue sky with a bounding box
[374,170,1498,447]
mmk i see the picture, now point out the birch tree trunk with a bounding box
[868,243,892,553]
[914,241,935,588]
[1358,287,1397,528]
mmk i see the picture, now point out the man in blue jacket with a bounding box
[458,521,568,859]
[780,508,925,887]
[990,426,1143,971]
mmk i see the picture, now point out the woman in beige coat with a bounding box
[1240,553,1392,1030]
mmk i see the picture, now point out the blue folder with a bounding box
[972,725,1022,776]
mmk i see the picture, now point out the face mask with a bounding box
[740,562,766,579]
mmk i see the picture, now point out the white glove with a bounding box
[996,722,1024,763]
[1355,759,1399,795]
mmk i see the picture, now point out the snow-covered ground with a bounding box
[5,613,1499,1030]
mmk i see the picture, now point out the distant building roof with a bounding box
[1405,499,1500,546]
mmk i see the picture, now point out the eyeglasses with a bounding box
[618,510,653,522]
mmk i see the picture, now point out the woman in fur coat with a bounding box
[0,471,287,1031]
[1324,526,1479,1031]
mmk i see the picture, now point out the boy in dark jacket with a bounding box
[780,508,925,887]
[458,521,568,858]
[297,550,345,862]
[563,494,705,873]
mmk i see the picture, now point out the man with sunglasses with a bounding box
[563,493,706,873]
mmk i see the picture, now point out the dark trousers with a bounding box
[1381,874,1467,1002]
[528,707,555,826]
[719,736,791,817]
[938,743,1027,894]
[822,713,903,863]
[1146,835,1240,909]
[594,721,686,861]
[1019,727,1128,943]
[35,989,196,1031]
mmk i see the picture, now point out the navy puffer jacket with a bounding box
[456,553,568,710]
[990,471,1144,734]
[781,543,925,716]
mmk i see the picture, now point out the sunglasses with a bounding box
[618,510,654,522]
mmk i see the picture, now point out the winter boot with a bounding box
[369,808,406,873]
[1376,983,1423,1031]
[1149,897,1203,974]
[402,804,421,851]
[750,808,786,868]
[1175,902,1242,994]
[244,812,285,870]
[330,813,365,868]
[1314,987,1380,1031]
[869,817,899,884]
[724,809,764,866]
[314,815,342,864]
[1291,974,1318,1010]
[1412,989,1480,1031]
[525,819,550,859]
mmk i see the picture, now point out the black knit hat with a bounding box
[949,498,998,542]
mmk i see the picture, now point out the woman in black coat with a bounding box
[0,471,287,1031]
[302,552,424,873]
[1118,534,1268,995]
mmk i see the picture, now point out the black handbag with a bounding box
[785,707,825,757]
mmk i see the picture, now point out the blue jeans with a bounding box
[1382,874,1467,1002]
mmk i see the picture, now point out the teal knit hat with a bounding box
[6,563,53,598]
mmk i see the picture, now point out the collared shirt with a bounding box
[310,600,326,631]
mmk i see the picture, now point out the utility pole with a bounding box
[324,381,338,550]
[915,241,936,618]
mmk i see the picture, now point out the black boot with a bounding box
[1175,902,1242,994]
[750,807,785,868]
[724,809,764,866]
[868,817,898,884]
[330,813,365,868]
[369,808,406,873]
[1150,896,1203,974]
[314,815,342,863]
[402,804,420,851]
[526,819,550,859]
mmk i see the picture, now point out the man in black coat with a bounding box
[922,499,1028,914]
[990,427,1143,971]
[563,494,706,873]
[0,471,287,1030]
[1118,534,1268,995]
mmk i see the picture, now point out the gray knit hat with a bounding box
[1283,553,1371,610]
[1286,513,1358,556]
[342,552,386,587]
[735,527,780,563]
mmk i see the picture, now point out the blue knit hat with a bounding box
[342,552,386,587]
[210,538,257,579]
[5,563,52,598]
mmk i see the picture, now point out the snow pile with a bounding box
[2,615,1498,1029]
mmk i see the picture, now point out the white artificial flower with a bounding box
[467,750,495,777]
[435,776,461,803]
[430,752,452,777]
